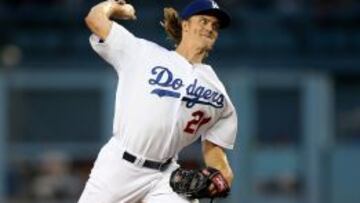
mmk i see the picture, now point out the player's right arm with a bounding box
[85,0,136,40]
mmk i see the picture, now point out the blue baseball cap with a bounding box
[180,0,231,29]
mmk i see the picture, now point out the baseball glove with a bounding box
[169,167,230,200]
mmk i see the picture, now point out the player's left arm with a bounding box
[202,139,234,186]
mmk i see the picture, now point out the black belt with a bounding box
[122,151,172,171]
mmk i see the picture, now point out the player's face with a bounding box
[183,15,220,51]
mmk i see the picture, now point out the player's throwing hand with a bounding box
[109,0,136,20]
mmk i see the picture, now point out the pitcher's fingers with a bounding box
[111,0,126,5]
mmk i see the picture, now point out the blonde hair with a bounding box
[161,7,182,46]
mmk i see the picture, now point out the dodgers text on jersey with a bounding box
[148,66,224,108]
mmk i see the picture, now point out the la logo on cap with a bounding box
[211,0,219,9]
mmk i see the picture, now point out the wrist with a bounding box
[218,167,233,186]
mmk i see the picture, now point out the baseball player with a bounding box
[78,0,238,202]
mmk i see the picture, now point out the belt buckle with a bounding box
[134,157,145,167]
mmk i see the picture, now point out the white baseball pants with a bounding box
[77,137,192,203]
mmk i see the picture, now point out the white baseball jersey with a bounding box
[90,22,237,162]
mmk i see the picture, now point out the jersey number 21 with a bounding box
[184,111,211,134]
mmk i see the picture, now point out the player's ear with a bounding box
[182,20,190,32]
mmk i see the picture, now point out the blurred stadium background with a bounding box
[0,0,359,203]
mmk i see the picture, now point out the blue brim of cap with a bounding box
[195,9,231,29]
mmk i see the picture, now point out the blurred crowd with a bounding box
[0,0,358,66]
[7,151,87,203]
